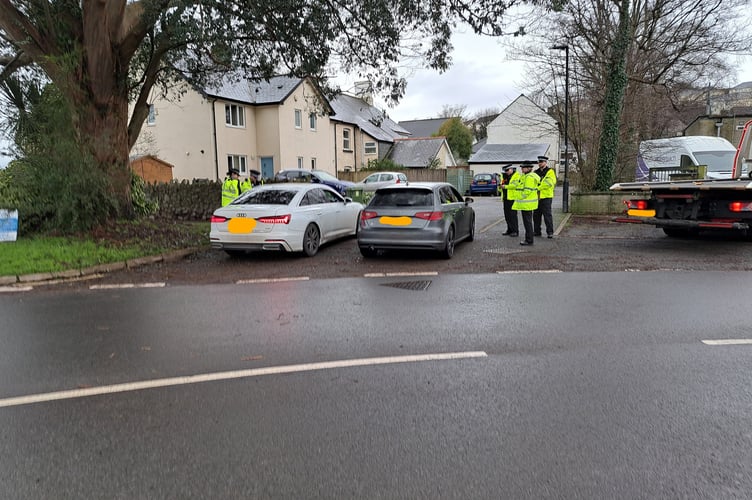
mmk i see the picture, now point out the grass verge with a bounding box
[0,220,210,277]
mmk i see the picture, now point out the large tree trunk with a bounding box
[74,93,134,218]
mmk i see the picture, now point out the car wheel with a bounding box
[302,223,321,257]
[467,215,475,241]
[360,246,377,258]
[441,225,455,259]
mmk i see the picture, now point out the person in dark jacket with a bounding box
[500,164,519,236]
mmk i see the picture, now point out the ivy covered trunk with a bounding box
[74,95,134,218]
[594,0,632,191]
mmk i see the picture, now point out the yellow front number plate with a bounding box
[627,209,656,217]
[380,216,412,226]
[228,218,257,234]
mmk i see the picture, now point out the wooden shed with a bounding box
[130,155,174,183]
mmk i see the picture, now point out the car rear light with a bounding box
[414,211,444,221]
[624,200,648,210]
[360,210,379,221]
[396,178,401,184]
[256,214,291,224]
[729,201,752,212]
[210,215,228,223]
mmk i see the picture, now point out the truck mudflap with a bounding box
[612,215,749,231]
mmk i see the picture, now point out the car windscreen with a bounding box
[313,170,339,182]
[694,151,737,173]
[370,189,434,207]
[233,189,296,205]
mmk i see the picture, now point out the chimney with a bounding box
[353,81,373,105]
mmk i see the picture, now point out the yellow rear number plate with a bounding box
[228,218,257,234]
[380,216,411,226]
[627,209,656,217]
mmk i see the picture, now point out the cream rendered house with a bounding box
[131,76,335,181]
[485,94,561,172]
[329,92,410,172]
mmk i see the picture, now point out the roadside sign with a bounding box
[0,209,18,242]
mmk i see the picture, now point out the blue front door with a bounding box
[260,157,274,181]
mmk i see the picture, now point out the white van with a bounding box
[636,136,738,181]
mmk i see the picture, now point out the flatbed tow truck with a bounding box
[610,120,752,237]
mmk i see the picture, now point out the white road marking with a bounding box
[0,351,487,408]
[236,277,310,284]
[364,272,439,278]
[0,286,33,293]
[90,282,166,290]
[496,270,563,274]
[701,339,752,346]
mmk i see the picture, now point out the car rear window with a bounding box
[370,189,433,207]
[234,189,296,205]
[474,174,493,181]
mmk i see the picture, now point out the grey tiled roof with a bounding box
[330,94,410,142]
[472,137,487,154]
[468,143,550,164]
[203,75,307,105]
[398,118,452,138]
[389,138,446,168]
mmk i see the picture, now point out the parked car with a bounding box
[469,173,499,196]
[273,169,354,196]
[210,184,363,257]
[352,171,409,191]
[357,182,474,259]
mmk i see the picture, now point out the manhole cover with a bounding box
[381,280,432,291]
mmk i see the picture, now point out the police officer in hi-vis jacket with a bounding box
[512,161,540,246]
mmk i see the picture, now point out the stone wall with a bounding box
[570,191,650,215]
[145,180,220,221]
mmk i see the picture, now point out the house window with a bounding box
[364,141,377,155]
[297,157,304,169]
[309,112,317,131]
[295,109,302,129]
[311,157,317,169]
[227,155,248,175]
[343,129,351,151]
[225,104,245,127]
[147,104,156,125]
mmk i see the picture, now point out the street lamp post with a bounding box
[551,44,570,213]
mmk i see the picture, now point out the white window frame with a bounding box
[295,109,302,129]
[309,112,317,131]
[364,141,377,155]
[343,128,351,151]
[225,104,245,128]
[297,157,304,169]
[311,157,317,170]
[227,154,248,175]
[147,104,156,125]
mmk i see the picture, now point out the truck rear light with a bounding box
[624,200,648,210]
[728,201,752,212]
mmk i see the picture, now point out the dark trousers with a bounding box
[534,198,554,236]
[503,199,518,234]
[521,210,534,244]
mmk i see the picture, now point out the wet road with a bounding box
[1,270,751,498]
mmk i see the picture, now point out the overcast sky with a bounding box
[370,31,752,123]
